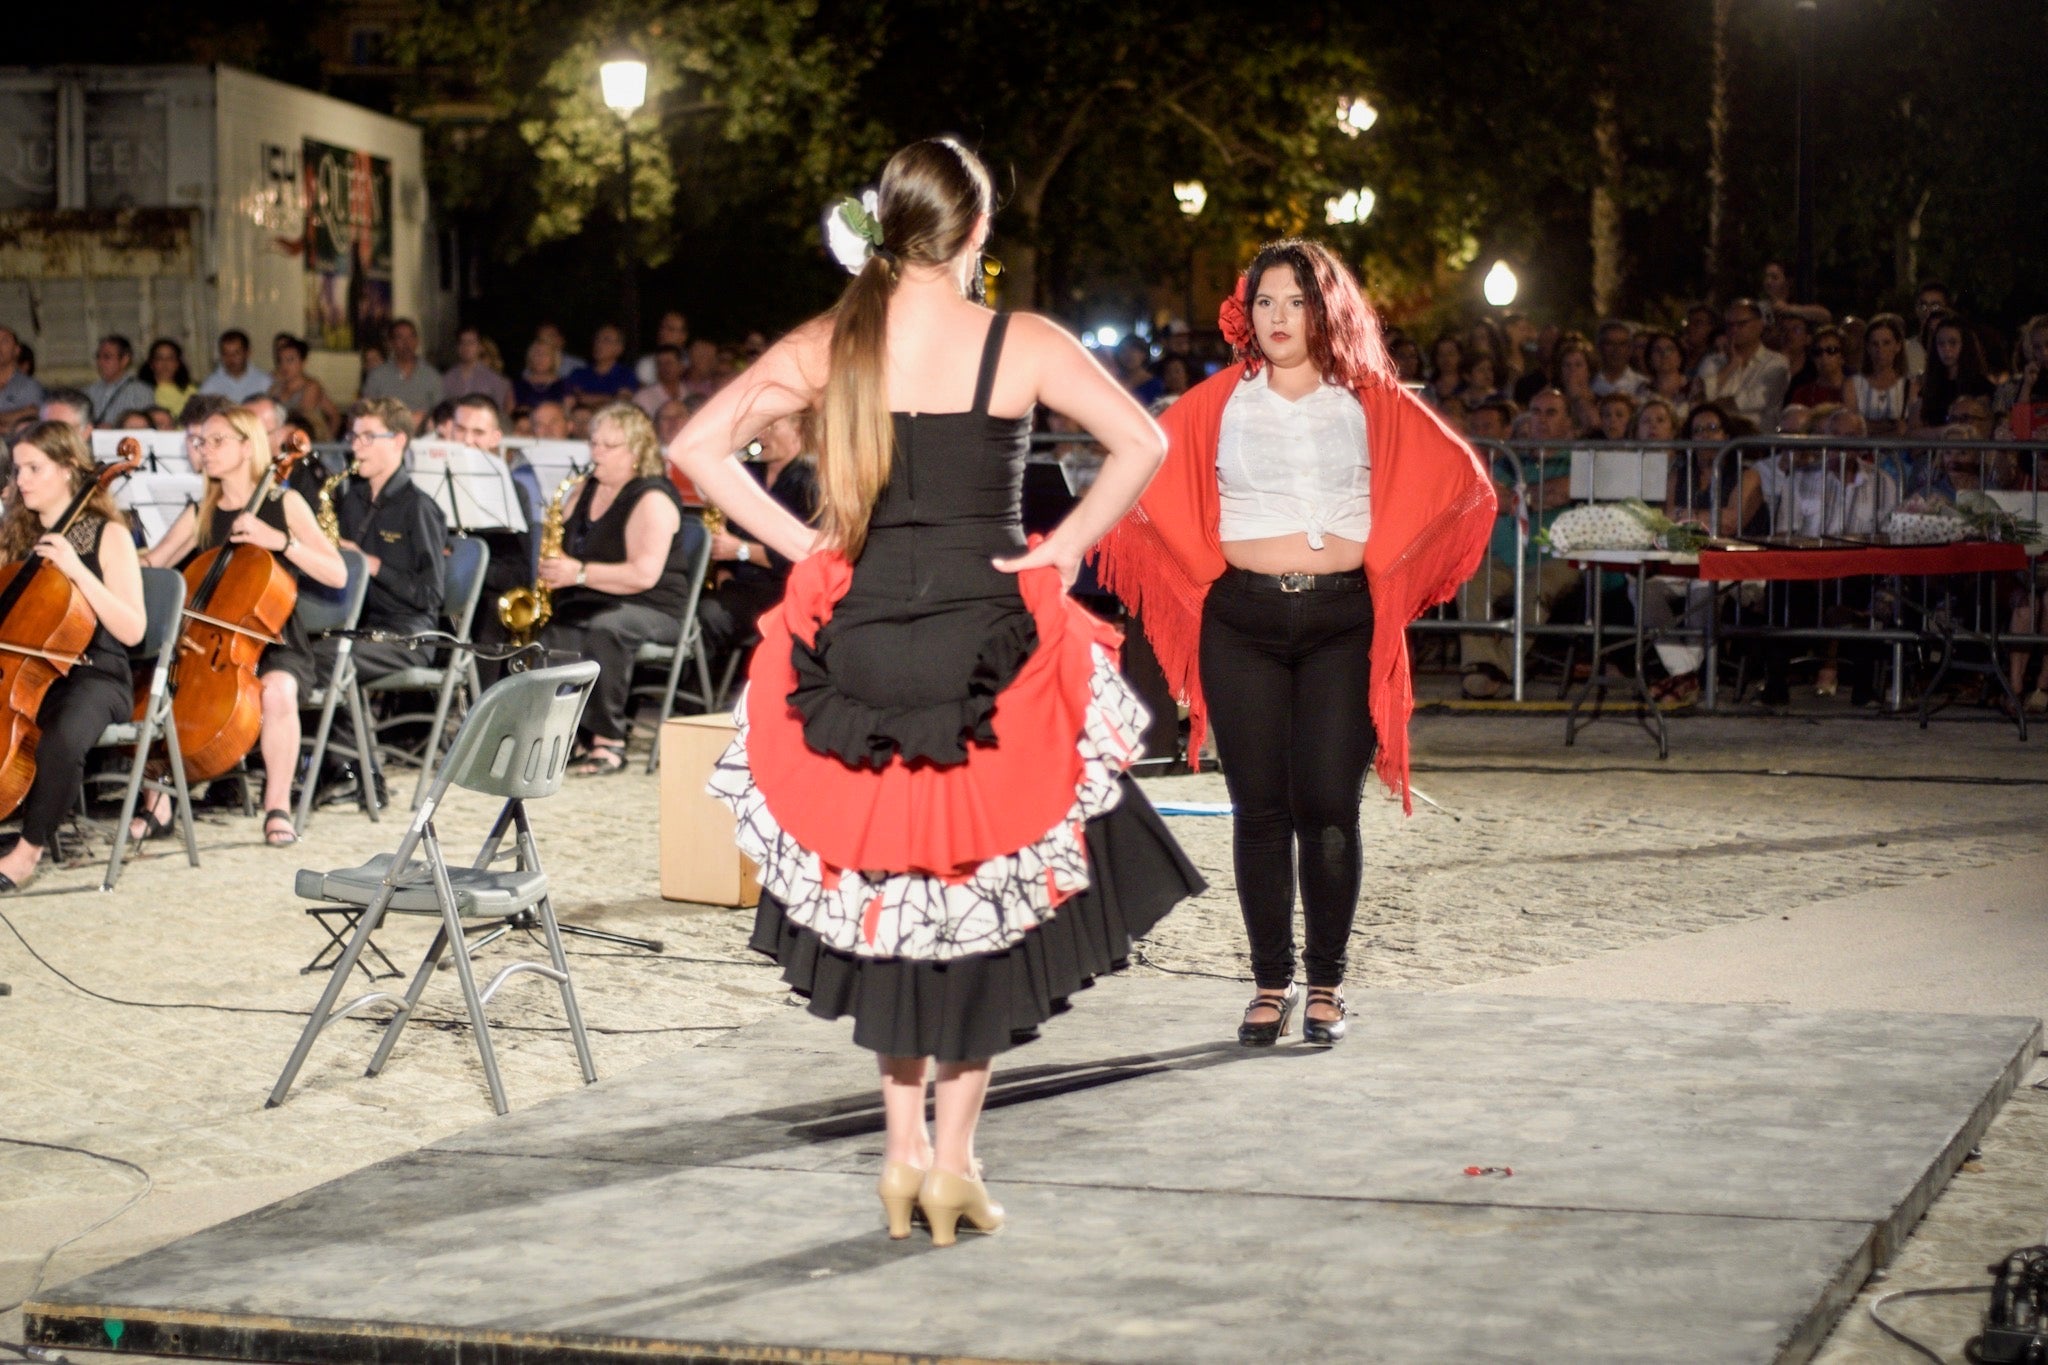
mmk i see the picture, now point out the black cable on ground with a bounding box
[1129,946,1251,984]
[0,1137,154,1321]
[1866,1285,1987,1363]
[0,907,736,1036]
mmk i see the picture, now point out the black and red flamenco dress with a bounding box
[709,345,1202,1062]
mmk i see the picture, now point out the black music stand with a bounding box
[408,442,529,538]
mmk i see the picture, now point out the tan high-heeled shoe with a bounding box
[916,1167,1005,1247]
[878,1160,926,1240]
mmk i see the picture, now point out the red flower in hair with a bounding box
[1217,279,1262,374]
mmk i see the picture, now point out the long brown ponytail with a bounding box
[816,137,992,560]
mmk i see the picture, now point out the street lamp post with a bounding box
[1793,0,1817,301]
[601,55,648,350]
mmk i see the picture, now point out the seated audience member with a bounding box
[514,340,570,410]
[38,389,91,438]
[696,412,819,668]
[1911,315,1994,434]
[534,403,699,774]
[145,405,176,431]
[636,344,687,417]
[86,335,154,426]
[311,398,448,800]
[1595,391,1636,442]
[1788,324,1849,408]
[1,326,49,426]
[570,325,640,402]
[144,338,196,419]
[1694,299,1789,432]
[198,329,272,402]
[1590,320,1648,398]
[1455,387,1582,698]
[450,394,543,685]
[441,326,515,412]
[0,422,149,891]
[268,336,339,439]
[682,338,724,400]
[1846,312,1914,436]
[117,410,154,431]
[535,322,585,376]
[1640,329,1691,418]
[634,311,689,386]
[1994,314,2048,438]
[530,400,571,440]
[361,319,443,415]
[1464,399,1516,444]
[138,403,346,846]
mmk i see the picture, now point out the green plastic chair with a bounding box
[268,660,601,1116]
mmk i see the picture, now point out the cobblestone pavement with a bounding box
[3,703,2043,1362]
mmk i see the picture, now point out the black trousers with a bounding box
[23,668,130,849]
[1198,570,1377,989]
[542,600,682,741]
[311,635,428,776]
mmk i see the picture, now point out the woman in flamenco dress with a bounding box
[667,138,1205,1248]
[1092,238,1495,1049]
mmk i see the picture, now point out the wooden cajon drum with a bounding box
[659,714,761,907]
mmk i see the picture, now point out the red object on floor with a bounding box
[1692,541,2027,582]
[743,548,1120,879]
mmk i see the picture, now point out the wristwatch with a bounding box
[576,562,588,586]
[735,543,752,564]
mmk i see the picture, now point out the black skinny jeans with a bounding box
[1199,569,1377,990]
[24,668,130,849]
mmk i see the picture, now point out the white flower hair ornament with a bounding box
[823,190,890,276]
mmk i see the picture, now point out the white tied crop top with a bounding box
[1215,368,1370,548]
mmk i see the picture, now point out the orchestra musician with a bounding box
[694,412,818,671]
[449,393,542,687]
[535,402,700,774]
[0,423,149,891]
[136,405,346,847]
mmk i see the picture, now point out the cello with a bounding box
[158,429,310,782]
[0,438,143,820]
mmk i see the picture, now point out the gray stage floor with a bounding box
[26,980,2038,1365]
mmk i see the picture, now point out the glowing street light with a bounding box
[600,52,649,351]
[1094,326,1122,348]
[1336,97,1378,137]
[600,58,648,115]
[1483,259,1519,308]
[1172,180,1207,217]
[1324,187,1376,226]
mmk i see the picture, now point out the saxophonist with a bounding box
[311,398,447,803]
[534,402,700,775]
[695,412,818,675]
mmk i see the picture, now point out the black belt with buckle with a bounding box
[1225,567,1368,594]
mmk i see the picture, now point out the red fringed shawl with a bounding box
[1090,366,1496,814]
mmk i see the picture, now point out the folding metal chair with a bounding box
[625,519,715,771]
[269,661,602,1116]
[294,548,379,833]
[84,568,201,890]
[360,535,490,808]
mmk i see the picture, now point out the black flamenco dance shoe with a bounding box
[1237,983,1299,1047]
[1302,987,1349,1046]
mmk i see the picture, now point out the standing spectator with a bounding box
[440,326,514,411]
[1846,313,1913,436]
[144,338,196,418]
[1913,315,1993,434]
[1694,299,1789,432]
[361,318,442,414]
[85,336,154,425]
[0,326,46,426]
[1590,320,1647,398]
[39,389,91,438]
[1424,331,1464,412]
[1759,261,1792,317]
[1641,329,1691,418]
[1112,336,1162,406]
[634,310,689,385]
[1788,325,1849,408]
[267,336,339,439]
[535,322,585,376]
[1996,315,2048,439]
[635,344,687,417]
[570,324,639,402]
[514,339,569,411]
[198,329,272,402]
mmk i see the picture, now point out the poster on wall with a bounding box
[303,138,392,351]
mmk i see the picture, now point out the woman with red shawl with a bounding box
[1093,239,1494,1047]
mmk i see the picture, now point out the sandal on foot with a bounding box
[263,809,298,847]
[1302,987,1349,1046]
[1237,983,1299,1047]
[128,792,173,844]
[0,868,30,894]
[570,744,626,776]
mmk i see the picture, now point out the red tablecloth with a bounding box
[1692,541,2028,581]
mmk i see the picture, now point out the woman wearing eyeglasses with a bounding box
[136,404,346,846]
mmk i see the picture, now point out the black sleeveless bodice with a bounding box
[196,492,312,662]
[555,475,698,619]
[795,314,1040,768]
[66,514,133,688]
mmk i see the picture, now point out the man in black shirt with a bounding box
[451,393,542,685]
[696,414,818,669]
[315,398,447,798]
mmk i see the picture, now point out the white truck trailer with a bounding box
[0,64,450,392]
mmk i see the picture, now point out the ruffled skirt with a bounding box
[711,545,1203,1061]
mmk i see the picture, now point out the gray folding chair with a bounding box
[85,568,200,889]
[268,661,601,1116]
[294,548,379,833]
[626,518,715,771]
[361,535,490,808]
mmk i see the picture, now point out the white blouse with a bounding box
[1216,368,1370,548]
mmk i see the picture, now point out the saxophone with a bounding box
[315,456,358,543]
[497,472,580,644]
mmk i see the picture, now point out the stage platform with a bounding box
[25,981,2038,1364]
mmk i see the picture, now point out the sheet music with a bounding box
[92,429,190,475]
[115,472,206,546]
[407,440,529,533]
[514,438,591,494]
